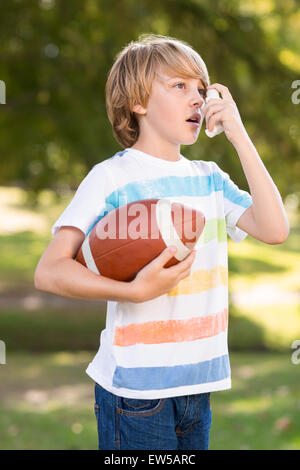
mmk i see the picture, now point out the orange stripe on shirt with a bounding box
[114,308,228,347]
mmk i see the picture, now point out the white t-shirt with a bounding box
[52,148,253,399]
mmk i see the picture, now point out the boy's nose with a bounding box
[190,90,205,108]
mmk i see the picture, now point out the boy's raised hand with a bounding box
[204,83,247,145]
[130,246,196,303]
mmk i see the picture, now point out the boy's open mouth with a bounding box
[186,113,201,124]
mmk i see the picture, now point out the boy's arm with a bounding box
[232,134,289,244]
[34,226,137,302]
[204,83,289,244]
[34,226,196,303]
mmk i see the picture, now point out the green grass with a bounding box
[0,351,299,450]
[0,231,51,288]
[209,352,300,450]
[0,351,96,450]
[0,307,106,352]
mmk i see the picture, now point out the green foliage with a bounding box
[0,352,299,449]
[0,0,299,201]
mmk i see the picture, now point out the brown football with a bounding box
[76,198,205,282]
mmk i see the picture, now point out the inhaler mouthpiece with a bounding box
[201,88,224,138]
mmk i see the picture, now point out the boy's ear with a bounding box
[132,103,147,115]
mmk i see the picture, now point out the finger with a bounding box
[163,248,195,272]
[175,250,196,271]
[203,100,223,119]
[179,267,193,281]
[205,103,223,123]
[207,110,223,132]
[207,83,233,101]
[158,245,178,266]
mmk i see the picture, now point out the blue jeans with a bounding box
[94,382,212,450]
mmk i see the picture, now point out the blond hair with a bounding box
[105,34,210,148]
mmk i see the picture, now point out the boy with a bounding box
[34,34,289,450]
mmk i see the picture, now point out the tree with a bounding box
[0,0,299,203]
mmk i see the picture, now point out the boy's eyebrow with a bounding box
[165,76,205,87]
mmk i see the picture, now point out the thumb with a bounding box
[158,245,177,265]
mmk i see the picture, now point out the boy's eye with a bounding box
[175,83,185,89]
[175,83,206,98]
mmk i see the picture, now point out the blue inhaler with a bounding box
[201,88,224,138]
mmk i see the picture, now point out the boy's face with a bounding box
[133,68,206,147]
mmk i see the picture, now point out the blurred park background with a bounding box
[0,0,300,450]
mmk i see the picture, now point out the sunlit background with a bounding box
[0,0,299,450]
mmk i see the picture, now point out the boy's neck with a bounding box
[130,142,181,162]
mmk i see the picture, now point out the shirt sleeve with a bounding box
[51,163,111,238]
[213,163,253,243]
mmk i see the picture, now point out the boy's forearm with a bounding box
[232,129,290,240]
[34,257,137,303]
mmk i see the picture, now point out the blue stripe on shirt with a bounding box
[86,173,251,235]
[112,354,230,390]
